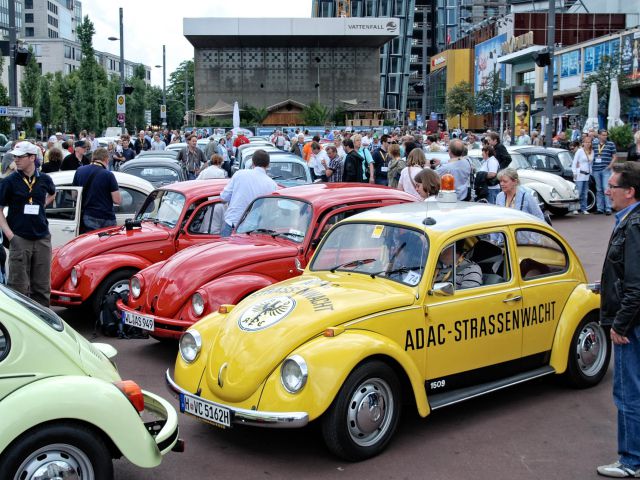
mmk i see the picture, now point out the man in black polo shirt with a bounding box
[61,140,91,171]
[0,141,56,307]
[73,147,121,233]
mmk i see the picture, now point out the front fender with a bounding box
[258,330,429,421]
[520,181,553,201]
[199,273,276,313]
[0,376,163,468]
[549,284,600,374]
[75,253,152,299]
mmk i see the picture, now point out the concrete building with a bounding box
[183,17,398,119]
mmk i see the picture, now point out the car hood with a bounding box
[517,169,577,197]
[199,274,415,403]
[146,236,299,317]
[52,222,171,280]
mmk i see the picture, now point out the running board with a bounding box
[428,366,556,410]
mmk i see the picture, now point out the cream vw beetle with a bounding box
[167,199,609,461]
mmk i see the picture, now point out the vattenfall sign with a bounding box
[345,19,399,34]
[502,31,535,55]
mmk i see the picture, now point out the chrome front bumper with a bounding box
[165,369,309,429]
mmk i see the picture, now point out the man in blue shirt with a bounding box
[592,129,618,215]
[598,161,640,478]
[73,147,121,233]
[0,141,56,306]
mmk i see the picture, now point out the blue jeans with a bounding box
[81,215,116,234]
[486,188,499,205]
[576,180,589,212]
[187,172,197,180]
[614,325,640,470]
[220,222,233,237]
[593,168,612,212]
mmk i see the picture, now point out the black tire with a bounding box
[321,360,401,461]
[91,268,136,315]
[0,422,113,480]
[587,188,597,212]
[565,315,611,388]
[547,207,568,217]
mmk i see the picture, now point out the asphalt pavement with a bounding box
[58,211,617,480]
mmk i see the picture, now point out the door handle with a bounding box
[503,295,522,303]
[61,227,75,233]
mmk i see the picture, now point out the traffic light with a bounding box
[413,82,425,94]
[123,85,134,94]
[532,50,551,67]
[14,46,32,66]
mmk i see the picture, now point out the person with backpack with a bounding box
[475,145,500,204]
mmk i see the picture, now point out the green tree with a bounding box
[145,85,164,127]
[0,57,11,135]
[75,15,102,132]
[474,71,509,129]
[167,60,194,128]
[577,54,632,118]
[445,81,474,129]
[242,105,268,125]
[18,45,40,136]
[50,72,76,133]
[39,74,52,138]
[301,102,329,125]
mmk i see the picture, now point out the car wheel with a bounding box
[547,207,568,217]
[322,360,401,461]
[0,422,113,480]
[565,315,611,388]
[587,188,597,212]
[91,268,137,315]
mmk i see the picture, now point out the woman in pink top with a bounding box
[397,148,426,200]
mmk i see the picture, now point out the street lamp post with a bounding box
[184,68,188,126]
[155,44,167,128]
[314,56,321,104]
[108,7,125,134]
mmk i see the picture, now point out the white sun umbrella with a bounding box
[607,78,624,129]
[232,101,240,135]
[583,82,600,132]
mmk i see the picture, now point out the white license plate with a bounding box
[122,311,155,331]
[180,393,231,428]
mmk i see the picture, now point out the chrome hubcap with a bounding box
[576,321,607,376]
[346,378,394,447]
[14,443,94,480]
[108,279,129,297]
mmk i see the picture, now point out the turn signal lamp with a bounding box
[218,304,235,314]
[437,173,458,205]
[114,380,145,412]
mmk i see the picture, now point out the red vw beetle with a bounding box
[118,184,416,340]
[50,180,229,313]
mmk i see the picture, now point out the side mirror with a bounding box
[294,258,304,273]
[429,282,454,296]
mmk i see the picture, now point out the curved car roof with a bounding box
[120,157,183,169]
[47,170,155,192]
[268,183,416,209]
[347,200,547,233]
[157,179,229,197]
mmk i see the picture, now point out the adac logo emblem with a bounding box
[238,296,296,331]
[386,21,397,32]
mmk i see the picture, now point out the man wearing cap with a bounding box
[73,147,121,233]
[0,141,56,307]
[61,140,91,171]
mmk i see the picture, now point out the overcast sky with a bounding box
[87,1,312,87]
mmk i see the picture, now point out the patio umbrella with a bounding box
[607,78,624,129]
[583,82,600,132]
[232,101,240,134]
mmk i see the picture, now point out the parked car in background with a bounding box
[50,180,229,314]
[243,154,313,187]
[120,158,187,187]
[0,283,181,478]
[136,150,180,160]
[511,146,596,211]
[119,184,416,341]
[167,200,609,461]
[45,171,154,248]
[467,149,580,216]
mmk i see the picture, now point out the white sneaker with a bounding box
[583,211,590,215]
[573,210,579,215]
[597,461,640,478]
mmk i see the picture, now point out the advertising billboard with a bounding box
[621,32,640,80]
[512,88,531,135]
[474,34,507,93]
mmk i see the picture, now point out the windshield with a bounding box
[311,223,429,286]
[509,153,532,170]
[124,166,181,186]
[136,190,186,228]
[236,197,312,243]
[557,151,573,168]
[1,284,64,331]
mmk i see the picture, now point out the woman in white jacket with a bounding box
[571,136,593,215]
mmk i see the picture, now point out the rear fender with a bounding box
[75,254,152,298]
[259,330,429,421]
[549,284,600,374]
[0,376,163,468]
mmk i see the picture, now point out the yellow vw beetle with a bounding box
[166,200,609,461]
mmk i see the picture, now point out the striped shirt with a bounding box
[592,139,617,171]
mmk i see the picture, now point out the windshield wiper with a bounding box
[371,266,422,279]
[329,258,376,273]
[244,228,278,236]
[274,231,305,240]
[269,175,283,179]
[287,175,305,180]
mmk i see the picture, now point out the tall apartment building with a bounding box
[0,0,24,37]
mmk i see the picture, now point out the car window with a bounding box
[116,187,148,215]
[0,284,64,331]
[45,189,78,221]
[516,229,568,280]
[124,166,181,185]
[317,208,367,239]
[237,197,313,243]
[188,201,225,235]
[433,233,509,291]
[0,323,9,362]
[269,162,307,181]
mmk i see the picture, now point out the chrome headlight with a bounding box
[70,267,79,287]
[130,276,142,299]
[550,188,560,200]
[179,330,202,363]
[281,355,308,394]
[192,292,205,317]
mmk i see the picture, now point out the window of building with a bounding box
[48,28,58,38]
[25,0,33,8]
[25,27,34,37]
[517,70,535,88]
[47,1,58,14]
[25,13,33,22]
[393,0,404,16]
[64,45,72,58]
[48,14,58,28]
